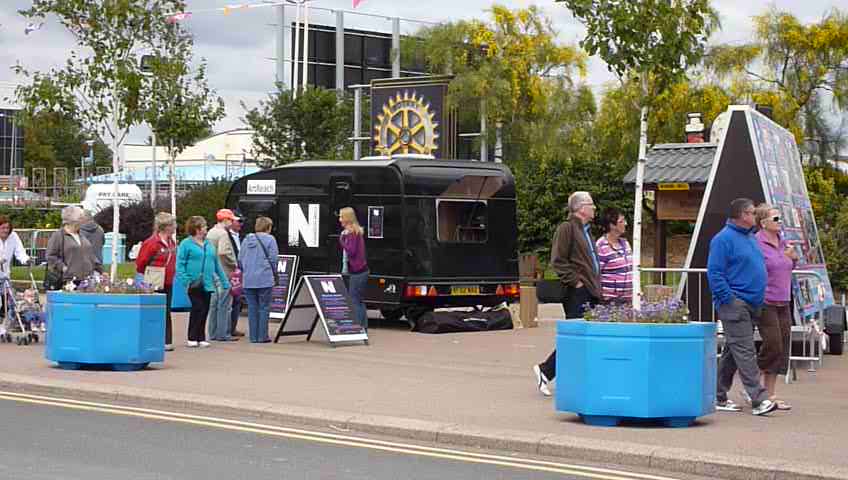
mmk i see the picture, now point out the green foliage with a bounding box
[12,262,136,282]
[18,110,112,181]
[13,0,224,162]
[557,0,720,103]
[705,7,848,154]
[172,181,231,235]
[0,207,62,229]
[242,85,362,167]
[404,5,586,124]
[94,201,156,249]
[804,165,848,292]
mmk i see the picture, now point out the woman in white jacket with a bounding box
[0,215,32,334]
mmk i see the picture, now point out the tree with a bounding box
[242,85,361,167]
[18,110,112,189]
[707,7,848,152]
[403,5,586,166]
[556,0,720,308]
[13,0,225,279]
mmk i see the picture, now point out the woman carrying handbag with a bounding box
[135,213,178,351]
[238,216,279,343]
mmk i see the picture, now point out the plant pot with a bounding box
[555,319,716,427]
[45,292,166,371]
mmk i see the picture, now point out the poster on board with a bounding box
[368,206,384,239]
[269,255,299,320]
[748,110,834,318]
[273,275,368,345]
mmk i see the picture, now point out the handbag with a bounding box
[229,268,243,297]
[254,233,279,285]
[143,245,169,291]
[170,276,192,312]
[43,231,65,291]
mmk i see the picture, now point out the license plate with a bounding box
[451,285,480,296]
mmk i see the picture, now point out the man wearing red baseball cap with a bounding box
[206,208,239,341]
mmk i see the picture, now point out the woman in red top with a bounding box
[136,212,178,351]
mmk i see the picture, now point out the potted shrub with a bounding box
[555,299,716,427]
[45,276,166,371]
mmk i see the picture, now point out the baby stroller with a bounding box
[0,270,42,346]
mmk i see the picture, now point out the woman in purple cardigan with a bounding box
[754,203,798,411]
[338,207,369,330]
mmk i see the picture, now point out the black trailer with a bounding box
[226,157,519,321]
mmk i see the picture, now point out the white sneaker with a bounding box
[186,341,199,348]
[716,399,743,412]
[752,399,778,416]
[533,365,552,397]
[198,341,211,348]
[164,344,174,352]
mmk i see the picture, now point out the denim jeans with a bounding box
[348,270,369,330]
[244,287,272,343]
[207,282,233,340]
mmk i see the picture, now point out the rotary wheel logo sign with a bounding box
[373,91,438,156]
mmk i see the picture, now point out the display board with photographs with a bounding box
[748,110,834,318]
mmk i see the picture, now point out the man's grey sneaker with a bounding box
[533,364,552,397]
[716,399,743,412]
[752,399,778,416]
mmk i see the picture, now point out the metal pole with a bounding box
[480,99,487,162]
[292,2,302,98]
[276,4,287,87]
[392,17,401,78]
[9,115,16,199]
[354,86,362,160]
[335,10,345,93]
[301,0,310,92]
[151,131,157,207]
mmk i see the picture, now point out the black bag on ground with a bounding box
[414,309,513,334]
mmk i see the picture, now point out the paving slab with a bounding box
[0,307,846,480]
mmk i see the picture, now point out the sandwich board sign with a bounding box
[274,274,368,346]
[684,105,834,322]
[269,255,299,320]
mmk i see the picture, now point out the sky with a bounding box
[0,0,845,143]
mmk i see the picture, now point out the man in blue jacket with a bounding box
[707,198,777,416]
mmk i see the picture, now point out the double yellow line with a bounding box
[0,391,678,480]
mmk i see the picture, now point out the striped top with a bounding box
[595,236,633,302]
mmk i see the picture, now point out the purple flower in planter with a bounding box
[583,298,689,324]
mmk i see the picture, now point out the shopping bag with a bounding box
[171,276,192,312]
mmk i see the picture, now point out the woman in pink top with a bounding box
[754,203,798,411]
[595,208,633,304]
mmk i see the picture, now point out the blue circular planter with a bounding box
[555,320,717,427]
[45,292,166,371]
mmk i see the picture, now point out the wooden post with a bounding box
[515,253,539,328]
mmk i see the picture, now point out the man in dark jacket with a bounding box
[80,210,105,264]
[533,191,601,396]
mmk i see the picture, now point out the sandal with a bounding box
[773,399,792,411]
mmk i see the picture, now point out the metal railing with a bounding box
[11,229,58,266]
[640,267,828,384]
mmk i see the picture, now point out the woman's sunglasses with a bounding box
[771,215,781,223]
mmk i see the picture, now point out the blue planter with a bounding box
[555,320,716,427]
[46,292,166,371]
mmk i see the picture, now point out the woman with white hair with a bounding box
[45,206,103,288]
[136,212,178,350]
